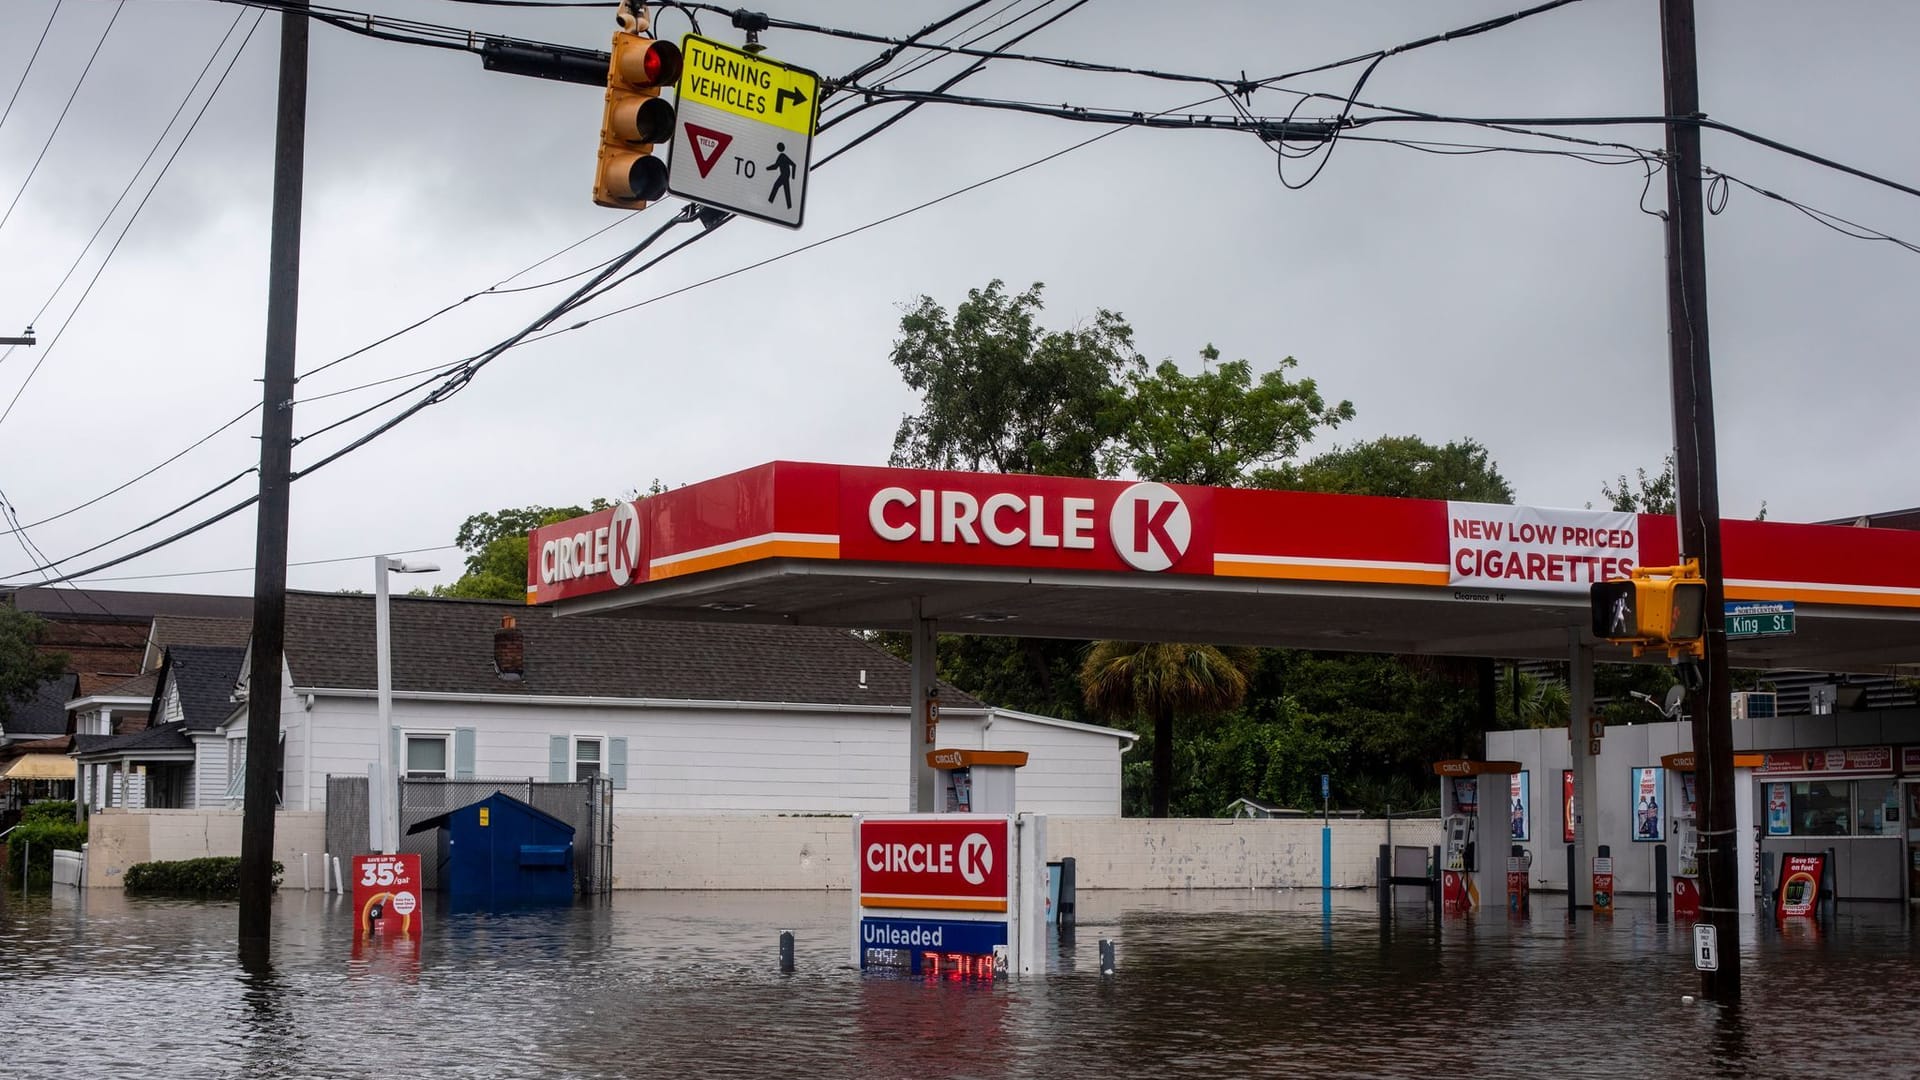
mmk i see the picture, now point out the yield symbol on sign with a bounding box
[683,123,733,179]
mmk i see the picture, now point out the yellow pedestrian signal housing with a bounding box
[593,32,681,209]
[1591,560,1708,657]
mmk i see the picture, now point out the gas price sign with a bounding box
[859,917,1008,979]
[855,815,1030,979]
[351,853,423,938]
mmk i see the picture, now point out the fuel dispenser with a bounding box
[1433,759,1521,914]
[928,749,1029,814]
[1662,750,1763,919]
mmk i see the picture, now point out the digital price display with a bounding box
[860,917,1006,979]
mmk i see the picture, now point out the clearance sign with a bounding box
[525,461,1920,611]
[858,816,1010,912]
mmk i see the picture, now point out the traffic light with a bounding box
[593,32,681,209]
[1590,561,1709,654]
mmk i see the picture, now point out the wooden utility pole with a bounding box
[1659,0,1740,1002]
[239,0,309,950]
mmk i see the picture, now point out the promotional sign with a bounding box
[666,35,820,228]
[1446,502,1638,594]
[1777,853,1826,918]
[1592,856,1614,916]
[351,853,423,938]
[858,817,1010,911]
[1902,746,1920,772]
[1505,855,1530,915]
[1509,770,1529,841]
[1451,776,1478,816]
[1766,783,1792,836]
[858,917,1007,977]
[1632,767,1665,842]
[1563,770,1576,843]
[1756,746,1893,777]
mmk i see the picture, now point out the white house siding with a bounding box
[190,735,228,810]
[285,693,1127,816]
[161,682,184,725]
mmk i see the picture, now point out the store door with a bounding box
[1908,782,1920,902]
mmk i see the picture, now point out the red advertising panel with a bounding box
[1777,853,1826,918]
[351,853,423,938]
[858,817,1009,912]
[1757,746,1893,777]
[1562,770,1576,843]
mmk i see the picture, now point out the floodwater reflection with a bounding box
[0,887,1914,1078]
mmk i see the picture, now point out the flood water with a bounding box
[1,887,1915,1079]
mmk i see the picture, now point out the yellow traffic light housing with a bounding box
[1591,560,1708,659]
[593,31,681,209]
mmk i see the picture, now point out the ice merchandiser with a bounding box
[927,749,1029,815]
[1433,759,1521,913]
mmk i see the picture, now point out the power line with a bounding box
[0,7,251,375]
[0,8,265,432]
[0,0,65,136]
[69,542,459,583]
[0,0,125,238]
[1704,167,1920,256]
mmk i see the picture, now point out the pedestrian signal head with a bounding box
[1590,561,1709,653]
[594,33,682,210]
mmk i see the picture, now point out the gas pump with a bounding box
[927,749,1029,815]
[1441,808,1477,913]
[1434,760,1524,915]
[1671,769,1701,922]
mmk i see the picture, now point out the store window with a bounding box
[406,735,450,780]
[574,737,603,782]
[1791,781,1851,836]
[1854,778,1898,836]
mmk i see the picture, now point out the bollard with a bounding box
[1823,847,1838,923]
[1098,938,1115,976]
[1378,843,1391,914]
[1654,844,1669,924]
[1566,843,1576,921]
[779,930,795,974]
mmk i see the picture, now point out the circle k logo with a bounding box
[608,500,643,587]
[958,832,993,886]
[1108,481,1191,572]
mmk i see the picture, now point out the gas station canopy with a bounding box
[529,461,1920,675]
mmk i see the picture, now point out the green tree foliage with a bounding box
[0,606,68,725]
[1267,435,1515,503]
[888,279,1143,477]
[1496,666,1571,729]
[437,500,611,601]
[1080,642,1256,817]
[1119,345,1353,485]
[1601,453,1676,514]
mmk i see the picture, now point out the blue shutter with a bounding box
[454,728,476,779]
[549,735,569,782]
[609,737,628,791]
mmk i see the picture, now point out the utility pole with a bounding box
[239,0,308,952]
[1660,0,1740,1003]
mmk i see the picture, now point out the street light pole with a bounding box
[373,556,438,855]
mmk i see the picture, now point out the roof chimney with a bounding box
[494,615,524,682]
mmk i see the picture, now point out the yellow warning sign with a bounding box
[677,35,817,136]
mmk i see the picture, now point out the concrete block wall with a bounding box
[83,810,328,889]
[607,813,1443,891]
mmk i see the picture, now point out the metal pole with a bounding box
[908,599,937,812]
[1660,0,1740,1002]
[239,0,308,950]
[375,557,395,853]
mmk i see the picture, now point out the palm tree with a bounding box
[1079,642,1256,817]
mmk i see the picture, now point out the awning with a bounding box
[2,753,77,781]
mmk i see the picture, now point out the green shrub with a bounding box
[122,856,282,896]
[20,800,77,825]
[3,818,88,887]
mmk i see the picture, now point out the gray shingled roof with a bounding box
[3,673,78,737]
[5,587,253,621]
[282,591,983,708]
[160,644,246,731]
[75,721,193,757]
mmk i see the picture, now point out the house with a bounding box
[72,645,246,812]
[216,591,1135,817]
[0,674,81,810]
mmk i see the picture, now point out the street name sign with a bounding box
[667,35,820,228]
[1725,600,1795,638]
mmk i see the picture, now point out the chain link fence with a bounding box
[324,774,613,895]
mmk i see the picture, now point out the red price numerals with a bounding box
[920,951,995,981]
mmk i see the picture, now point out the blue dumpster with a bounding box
[407,792,576,908]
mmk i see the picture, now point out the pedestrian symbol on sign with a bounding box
[767,142,797,209]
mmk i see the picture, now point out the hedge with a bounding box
[3,814,87,888]
[20,800,77,825]
[123,856,282,897]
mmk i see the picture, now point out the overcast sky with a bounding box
[0,0,1914,597]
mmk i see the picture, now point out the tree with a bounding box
[1601,453,1676,514]
[437,500,609,601]
[1267,435,1515,503]
[0,606,68,724]
[1080,642,1256,817]
[1119,346,1353,485]
[888,279,1143,477]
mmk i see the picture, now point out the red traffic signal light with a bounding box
[594,33,682,209]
